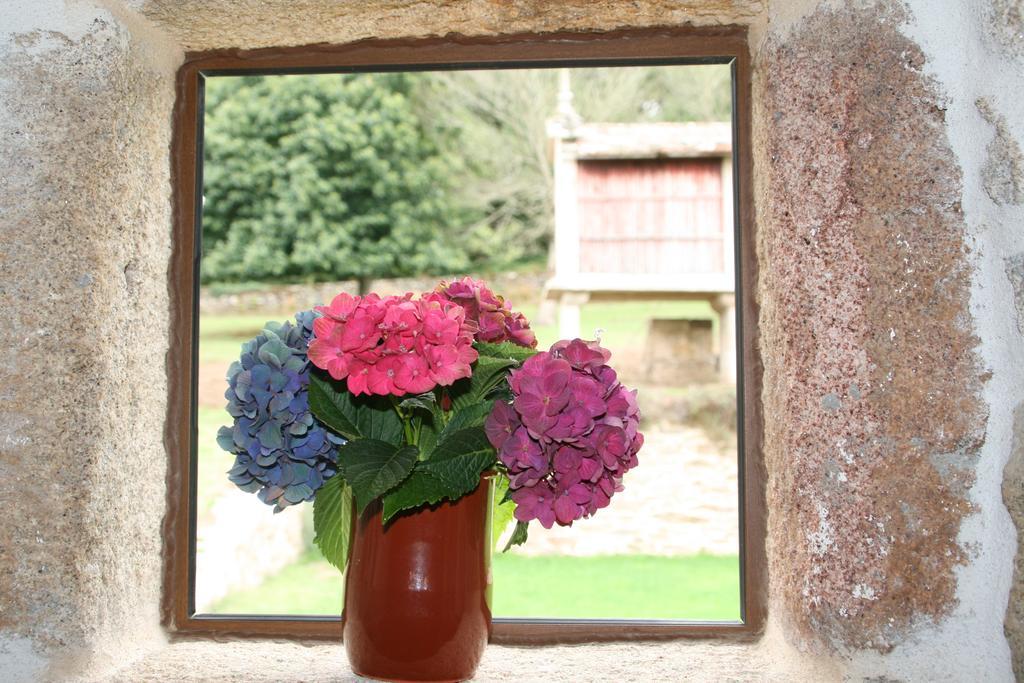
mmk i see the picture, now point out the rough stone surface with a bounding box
[754,1,987,653]
[986,0,1024,62]
[132,0,765,51]
[1008,254,1024,335]
[977,98,1024,206]
[0,1,180,679]
[92,635,840,682]
[1005,403,1024,680]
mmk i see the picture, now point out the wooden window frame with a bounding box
[163,25,764,645]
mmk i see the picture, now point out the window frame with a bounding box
[163,26,764,644]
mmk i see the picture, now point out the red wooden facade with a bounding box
[575,158,725,276]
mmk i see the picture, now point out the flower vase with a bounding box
[342,474,494,682]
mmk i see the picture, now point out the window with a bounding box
[165,27,764,642]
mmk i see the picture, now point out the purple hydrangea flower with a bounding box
[486,338,643,528]
[217,310,345,512]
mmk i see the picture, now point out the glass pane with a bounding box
[194,64,740,621]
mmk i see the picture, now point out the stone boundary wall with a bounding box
[2,0,1022,681]
[198,273,548,316]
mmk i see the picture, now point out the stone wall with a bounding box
[757,0,991,652]
[0,1,181,679]
[1,0,1022,681]
[197,273,547,316]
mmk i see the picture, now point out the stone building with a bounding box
[2,0,1024,681]
[545,74,736,382]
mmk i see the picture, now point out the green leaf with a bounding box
[475,341,539,364]
[352,396,405,444]
[499,481,514,505]
[398,393,436,412]
[424,449,495,492]
[406,391,443,459]
[502,520,529,553]
[382,451,495,523]
[430,426,494,463]
[491,473,516,552]
[336,439,419,513]
[451,356,516,411]
[308,372,403,444]
[414,414,440,462]
[381,469,450,523]
[308,373,361,440]
[437,401,494,442]
[473,356,517,393]
[313,474,353,571]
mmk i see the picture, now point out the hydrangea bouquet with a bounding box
[218,278,643,570]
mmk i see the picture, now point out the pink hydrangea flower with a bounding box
[485,338,643,528]
[307,291,478,397]
[511,481,557,529]
[433,277,537,348]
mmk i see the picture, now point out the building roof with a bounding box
[569,121,732,160]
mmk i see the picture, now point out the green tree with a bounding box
[201,74,470,289]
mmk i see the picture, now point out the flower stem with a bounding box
[390,396,417,447]
[403,417,416,447]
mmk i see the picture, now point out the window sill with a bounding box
[101,638,767,681]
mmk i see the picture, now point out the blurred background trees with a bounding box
[200,65,731,286]
[201,73,471,291]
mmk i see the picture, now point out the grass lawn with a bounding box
[199,313,286,364]
[491,553,739,620]
[210,551,740,621]
[197,405,232,519]
[518,300,717,353]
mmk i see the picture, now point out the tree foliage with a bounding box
[200,66,732,285]
[201,74,470,286]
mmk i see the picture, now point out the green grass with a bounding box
[197,406,232,519]
[199,312,287,337]
[212,551,345,615]
[209,551,740,621]
[198,314,281,364]
[516,300,715,351]
[492,553,739,620]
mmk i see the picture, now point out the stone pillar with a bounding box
[711,294,737,384]
[557,292,590,341]
[547,70,582,286]
[0,3,181,680]
[754,5,1009,679]
[720,155,735,284]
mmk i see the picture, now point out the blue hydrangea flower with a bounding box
[217,310,344,512]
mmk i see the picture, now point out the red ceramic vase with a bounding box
[342,474,494,683]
